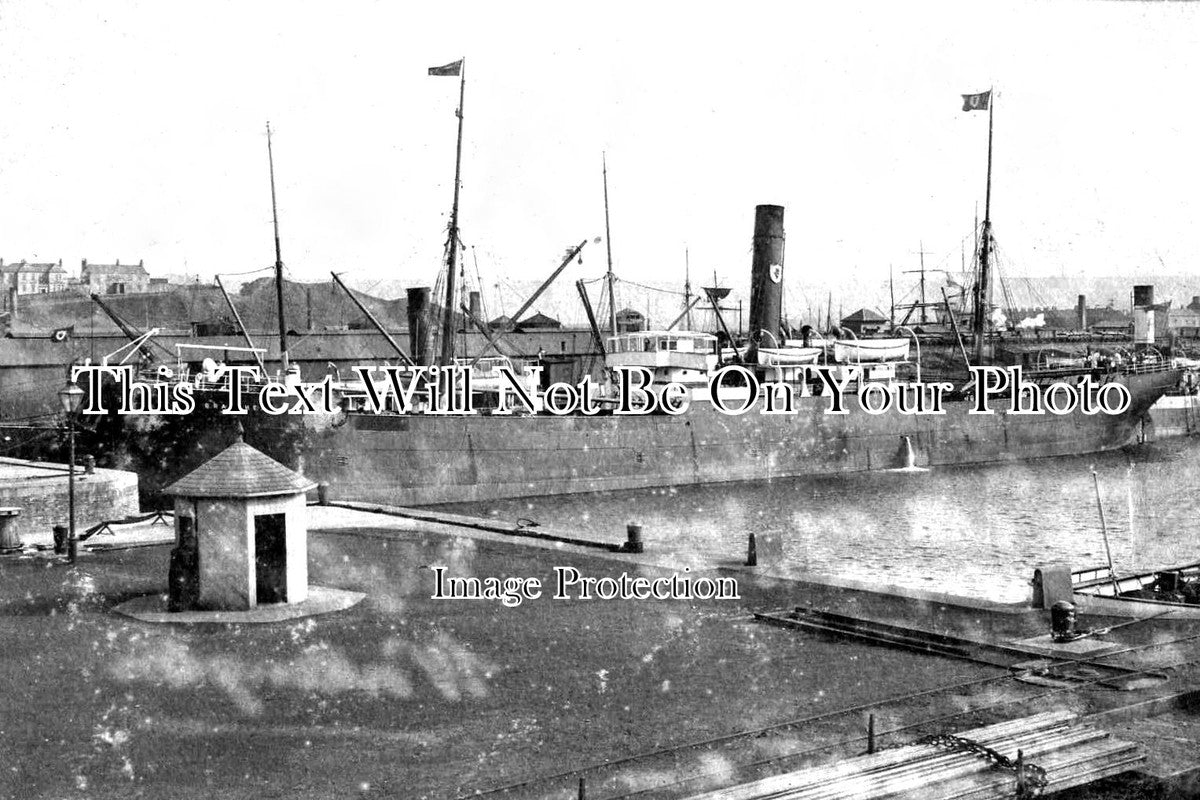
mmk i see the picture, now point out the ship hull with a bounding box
[1143,392,1200,439]
[302,369,1177,506]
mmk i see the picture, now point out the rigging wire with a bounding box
[215,265,275,279]
[616,277,684,297]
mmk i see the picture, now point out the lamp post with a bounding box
[58,380,84,563]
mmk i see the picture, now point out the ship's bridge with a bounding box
[604,331,718,384]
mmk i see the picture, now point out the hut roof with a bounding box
[164,438,316,498]
[841,307,888,324]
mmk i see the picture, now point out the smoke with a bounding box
[990,307,1007,328]
[1016,313,1046,330]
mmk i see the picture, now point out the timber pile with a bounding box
[685,711,1142,799]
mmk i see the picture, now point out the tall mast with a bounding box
[266,121,288,377]
[974,89,994,363]
[683,247,693,330]
[888,265,895,330]
[918,240,927,325]
[603,153,617,336]
[439,58,467,366]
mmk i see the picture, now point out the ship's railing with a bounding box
[1122,360,1177,375]
[1074,561,1200,594]
[894,326,921,383]
[1022,358,1175,382]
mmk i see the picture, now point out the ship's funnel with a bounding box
[1133,284,1155,345]
[407,287,432,366]
[749,204,785,361]
[469,291,481,323]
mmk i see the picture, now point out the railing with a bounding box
[894,326,921,383]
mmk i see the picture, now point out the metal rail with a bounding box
[455,617,1200,800]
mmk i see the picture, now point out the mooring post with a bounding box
[578,776,586,800]
[1016,749,1026,796]
[867,713,876,754]
[624,523,644,553]
[745,532,758,566]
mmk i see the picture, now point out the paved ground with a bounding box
[1,506,1198,799]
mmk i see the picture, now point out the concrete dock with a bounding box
[2,504,1199,799]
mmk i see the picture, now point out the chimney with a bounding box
[406,287,432,366]
[1076,294,1087,330]
[748,204,785,362]
[1133,285,1155,344]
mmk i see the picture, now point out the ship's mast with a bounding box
[438,59,467,366]
[973,89,994,364]
[918,241,928,325]
[888,265,895,330]
[603,153,617,336]
[266,121,288,377]
[683,247,693,330]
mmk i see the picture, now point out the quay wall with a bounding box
[0,459,139,544]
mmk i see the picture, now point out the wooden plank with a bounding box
[684,713,1138,800]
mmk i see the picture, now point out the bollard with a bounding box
[1050,601,1077,642]
[578,776,586,800]
[317,482,330,506]
[623,523,644,554]
[867,713,876,754]
[52,524,68,555]
[83,455,95,475]
[745,532,758,566]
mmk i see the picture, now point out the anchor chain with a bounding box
[918,733,1048,796]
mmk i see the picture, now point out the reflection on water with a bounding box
[444,438,1200,603]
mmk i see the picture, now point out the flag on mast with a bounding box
[961,90,991,112]
[428,60,463,77]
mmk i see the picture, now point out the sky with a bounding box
[1,1,1198,325]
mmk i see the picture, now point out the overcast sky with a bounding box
[1,1,1197,322]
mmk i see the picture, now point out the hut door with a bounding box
[254,513,287,604]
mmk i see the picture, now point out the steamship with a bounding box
[298,78,1177,506]
[299,204,1179,507]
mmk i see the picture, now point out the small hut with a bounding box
[163,434,316,611]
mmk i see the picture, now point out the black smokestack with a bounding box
[406,287,431,366]
[749,204,785,362]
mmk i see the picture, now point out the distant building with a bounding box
[0,259,67,295]
[515,312,562,330]
[840,307,889,336]
[1169,296,1200,332]
[81,259,149,295]
[615,308,645,333]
